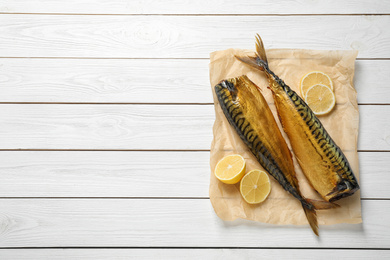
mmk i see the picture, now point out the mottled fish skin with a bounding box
[236,34,360,202]
[269,71,359,202]
[215,77,304,202]
[214,75,320,235]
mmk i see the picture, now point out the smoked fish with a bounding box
[236,35,359,202]
[215,75,335,236]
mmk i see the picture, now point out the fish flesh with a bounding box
[236,35,359,202]
[215,75,335,236]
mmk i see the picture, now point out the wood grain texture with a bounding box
[0,199,386,248]
[0,1,387,255]
[0,104,214,150]
[0,151,210,198]
[0,104,387,151]
[0,151,386,199]
[1,0,389,14]
[0,59,387,104]
[0,15,389,58]
[355,60,390,104]
[0,58,211,104]
[0,249,389,259]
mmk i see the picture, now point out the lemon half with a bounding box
[240,169,271,204]
[214,154,246,184]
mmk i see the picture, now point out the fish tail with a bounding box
[301,197,339,236]
[234,55,267,72]
[302,203,319,236]
[306,199,340,210]
[234,34,269,72]
[254,33,268,65]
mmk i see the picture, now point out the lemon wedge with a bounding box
[240,169,271,204]
[214,154,246,184]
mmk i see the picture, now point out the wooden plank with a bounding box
[1,0,389,14]
[0,104,387,151]
[0,199,387,248]
[355,60,390,104]
[0,104,214,150]
[0,58,211,104]
[0,15,389,59]
[0,59,387,104]
[0,248,389,259]
[0,151,210,198]
[359,106,390,151]
[0,151,386,199]
[359,152,390,199]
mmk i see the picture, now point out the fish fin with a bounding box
[255,33,268,65]
[267,85,275,94]
[234,55,265,71]
[325,181,349,199]
[306,199,340,210]
[234,34,269,71]
[302,205,319,236]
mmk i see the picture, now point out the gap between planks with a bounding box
[0,103,386,105]
[0,149,387,152]
[0,247,389,250]
[0,197,383,200]
[0,13,390,16]
[0,57,388,60]
[0,197,209,200]
[0,102,215,105]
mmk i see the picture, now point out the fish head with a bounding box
[219,79,238,97]
[215,79,240,104]
[215,75,266,112]
[326,179,360,202]
[222,79,236,93]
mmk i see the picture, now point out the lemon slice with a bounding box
[240,169,271,204]
[214,154,246,184]
[300,71,333,98]
[305,84,336,116]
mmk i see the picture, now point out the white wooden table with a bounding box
[0,1,389,259]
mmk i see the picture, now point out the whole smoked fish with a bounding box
[236,35,359,202]
[215,75,335,236]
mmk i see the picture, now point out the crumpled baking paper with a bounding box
[209,48,362,225]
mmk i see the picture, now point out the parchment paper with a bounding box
[209,48,362,225]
